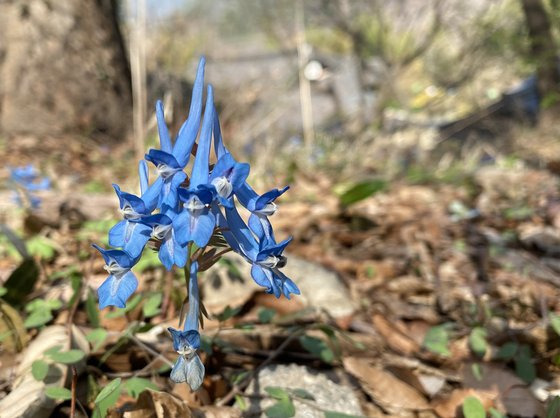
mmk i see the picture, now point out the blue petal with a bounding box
[224,205,259,260]
[190,85,214,188]
[213,105,228,159]
[156,100,172,153]
[92,244,137,269]
[98,271,138,309]
[231,163,250,191]
[170,354,188,383]
[235,183,259,210]
[274,269,300,299]
[139,213,173,227]
[174,210,215,248]
[251,264,278,296]
[159,232,188,271]
[112,184,146,214]
[141,176,164,212]
[213,204,243,256]
[122,222,152,258]
[108,220,127,248]
[168,328,201,351]
[257,237,292,260]
[254,186,289,211]
[169,354,205,390]
[145,149,182,170]
[138,160,149,196]
[186,354,205,390]
[174,57,206,167]
[248,214,276,245]
[160,171,187,211]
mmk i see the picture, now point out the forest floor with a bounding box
[1,133,560,417]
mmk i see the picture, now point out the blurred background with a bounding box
[2,0,560,417]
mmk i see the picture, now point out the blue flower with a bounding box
[108,184,154,258]
[9,165,50,208]
[174,86,216,248]
[92,244,139,309]
[168,261,205,390]
[222,205,299,299]
[136,212,188,270]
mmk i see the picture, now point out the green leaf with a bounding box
[550,313,560,337]
[258,308,276,324]
[142,293,162,318]
[94,378,122,404]
[2,258,39,306]
[45,386,73,401]
[86,328,108,351]
[546,396,560,418]
[24,309,52,328]
[471,363,483,381]
[338,179,387,206]
[291,388,315,400]
[27,236,57,260]
[462,396,486,418]
[515,345,536,384]
[235,394,248,411]
[86,290,100,328]
[47,300,62,310]
[299,335,335,364]
[496,342,518,360]
[423,324,451,357]
[124,377,158,399]
[216,305,241,322]
[265,386,291,400]
[93,378,122,418]
[0,287,7,297]
[47,349,85,364]
[265,397,296,418]
[134,249,161,273]
[469,327,487,357]
[324,412,363,418]
[31,359,49,381]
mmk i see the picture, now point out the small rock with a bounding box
[244,364,363,417]
[282,255,356,318]
[201,254,355,318]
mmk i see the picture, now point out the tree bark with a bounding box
[0,0,131,139]
[521,0,560,102]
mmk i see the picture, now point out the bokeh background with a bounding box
[2,1,560,417]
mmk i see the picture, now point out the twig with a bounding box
[216,327,307,406]
[70,366,77,418]
[129,334,174,367]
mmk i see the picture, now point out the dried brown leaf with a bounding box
[343,357,430,413]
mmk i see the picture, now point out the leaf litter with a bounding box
[2,140,560,416]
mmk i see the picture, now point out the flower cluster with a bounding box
[9,164,50,209]
[94,57,299,390]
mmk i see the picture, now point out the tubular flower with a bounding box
[93,56,298,388]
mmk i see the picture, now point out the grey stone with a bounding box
[282,255,356,318]
[201,253,356,318]
[244,364,364,418]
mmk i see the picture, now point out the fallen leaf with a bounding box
[343,357,430,413]
[124,389,192,418]
[372,314,419,356]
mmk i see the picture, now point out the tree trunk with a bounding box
[521,0,560,103]
[0,0,131,139]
